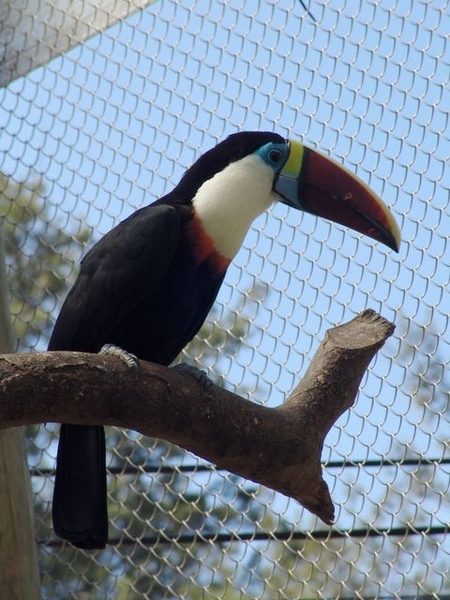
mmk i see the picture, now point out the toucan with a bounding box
[49,131,400,549]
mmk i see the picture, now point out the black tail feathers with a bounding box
[53,424,108,549]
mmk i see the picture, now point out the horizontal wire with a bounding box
[30,456,450,478]
[41,524,450,548]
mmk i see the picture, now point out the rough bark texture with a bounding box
[0,309,394,524]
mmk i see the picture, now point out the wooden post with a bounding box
[0,226,40,598]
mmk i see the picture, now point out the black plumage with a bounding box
[50,132,284,549]
[50,130,400,549]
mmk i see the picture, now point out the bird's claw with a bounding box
[100,344,139,372]
[173,363,213,390]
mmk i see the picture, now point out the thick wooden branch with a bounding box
[0,309,394,524]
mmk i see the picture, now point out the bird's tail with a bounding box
[53,424,108,549]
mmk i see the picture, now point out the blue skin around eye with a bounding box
[254,142,289,173]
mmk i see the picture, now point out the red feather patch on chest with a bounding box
[185,212,231,275]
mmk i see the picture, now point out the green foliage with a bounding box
[0,173,89,350]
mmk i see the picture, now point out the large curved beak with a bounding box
[273,141,401,252]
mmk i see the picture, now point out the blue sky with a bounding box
[1,0,449,578]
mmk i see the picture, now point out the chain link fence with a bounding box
[0,0,449,597]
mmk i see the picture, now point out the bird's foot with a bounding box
[172,363,213,390]
[100,344,139,373]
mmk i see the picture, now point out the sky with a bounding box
[0,0,449,586]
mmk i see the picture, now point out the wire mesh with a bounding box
[0,0,449,597]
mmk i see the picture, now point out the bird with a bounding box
[49,131,400,549]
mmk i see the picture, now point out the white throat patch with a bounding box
[192,154,277,259]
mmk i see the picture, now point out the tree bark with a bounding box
[0,309,394,524]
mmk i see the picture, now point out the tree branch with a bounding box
[0,309,394,524]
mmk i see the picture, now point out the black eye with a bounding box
[269,149,283,163]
